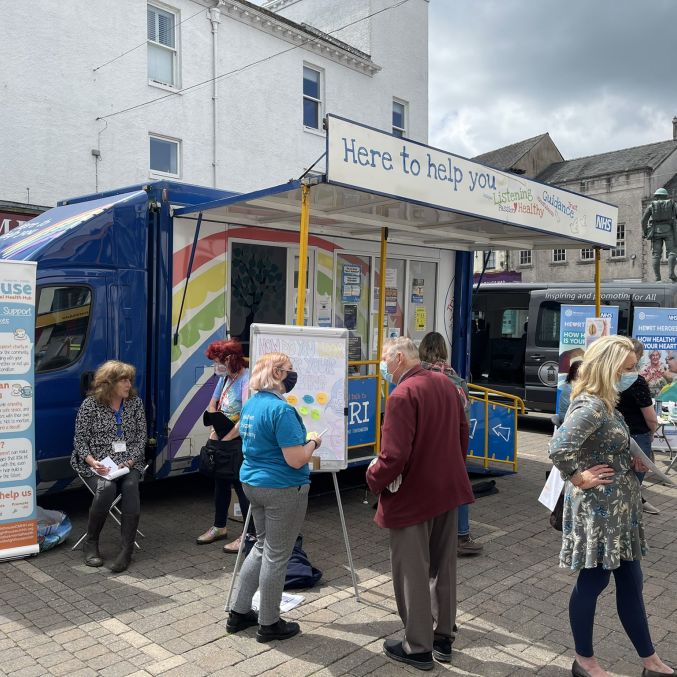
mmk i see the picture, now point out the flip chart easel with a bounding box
[225,324,360,612]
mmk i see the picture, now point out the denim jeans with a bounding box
[457,503,469,537]
[632,432,653,485]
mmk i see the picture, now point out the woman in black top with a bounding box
[71,360,147,572]
[616,340,659,514]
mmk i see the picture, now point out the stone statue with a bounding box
[642,187,677,282]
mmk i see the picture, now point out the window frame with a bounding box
[392,98,408,137]
[580,247,595,261]
[552,248,567,263]
[147,2,179,89]
[149,133,181,178]
[35,284,93,373]
[302,64,323,131]
[611,223,626,258]
[518,250,532,266]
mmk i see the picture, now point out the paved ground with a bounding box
[1,416,676,677]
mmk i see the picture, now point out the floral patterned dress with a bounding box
[549,394,646,571]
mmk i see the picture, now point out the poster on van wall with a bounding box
[557,305,619,418]
[632,307,677,401]
[0,260,39,561]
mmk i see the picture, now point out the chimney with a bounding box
[673,116,677,140]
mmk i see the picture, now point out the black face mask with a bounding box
[282,370,298,393]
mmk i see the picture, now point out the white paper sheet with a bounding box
[250,591,305,614]
[538,466,565,511]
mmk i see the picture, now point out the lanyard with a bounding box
[217,372,241,411]
[114,402,125,439]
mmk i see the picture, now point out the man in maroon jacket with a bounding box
[367,337,473,671]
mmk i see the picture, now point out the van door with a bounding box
[524,293,560,412]
[34,271,113,488]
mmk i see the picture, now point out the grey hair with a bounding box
[383,336,419,361]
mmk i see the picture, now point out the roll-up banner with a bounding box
[0,260,39,561]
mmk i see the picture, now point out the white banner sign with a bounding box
[326,115,617,248]
[0,260,39,560]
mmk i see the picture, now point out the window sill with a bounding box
[517,264,533,268]
[148,80,181,94]
[304,126,326,138]
[576,259,595,265]
[607,256,627,263]
[549,261,568,266]
[149,170,181,180]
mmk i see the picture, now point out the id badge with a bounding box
[112,441,127,454]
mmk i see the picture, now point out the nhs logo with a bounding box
[595,214,613,232]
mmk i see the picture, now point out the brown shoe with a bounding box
[458,534,484,556]
[196,526,228,545]
[223,536,242,553]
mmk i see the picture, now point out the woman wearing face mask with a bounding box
[549,336,673,677]
[616,339,659,515]
[196,339,254,552]
[226,352,321,643]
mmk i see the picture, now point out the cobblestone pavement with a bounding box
[2,417,676,677]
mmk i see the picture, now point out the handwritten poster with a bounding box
[250,324,348,471]
[0,260,39,561]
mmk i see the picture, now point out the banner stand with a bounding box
[225,471,360,613]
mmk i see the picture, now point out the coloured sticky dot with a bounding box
[311,409,321,420]
[303,394,314,404]
[286,395,298,406]
[299,406,309,416]
[316,392,328,405]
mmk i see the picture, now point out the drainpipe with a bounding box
[209,6,222,188]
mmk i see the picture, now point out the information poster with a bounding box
[341,264,361,303]
[0,260,39,561]
[411,278,424,304]
[557,305,618,415]
[633,307,677,401]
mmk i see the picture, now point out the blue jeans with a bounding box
[457,503,469,537]
[632,432,653,485]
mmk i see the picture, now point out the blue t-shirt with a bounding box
[239,391,310,488]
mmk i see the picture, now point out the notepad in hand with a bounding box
[93,456,130,481]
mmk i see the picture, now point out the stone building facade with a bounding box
[473,120,677,284]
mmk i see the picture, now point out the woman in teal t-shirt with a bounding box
[226,352,322,643]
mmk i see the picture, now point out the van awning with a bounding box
[173,116,618,252]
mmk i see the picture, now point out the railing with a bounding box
[467,383,525,473]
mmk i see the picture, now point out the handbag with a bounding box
[549,492,564,531]
[198,438,243,480]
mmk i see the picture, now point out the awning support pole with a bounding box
[296,184,310,326]
[374,227,388,455]
[595,247,601,316]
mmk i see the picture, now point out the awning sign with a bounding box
[326,115,617,248]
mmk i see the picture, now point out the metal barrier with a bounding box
[467,383,525,473]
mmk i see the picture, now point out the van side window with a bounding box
[35,286,92,372]
[536,301,560,348]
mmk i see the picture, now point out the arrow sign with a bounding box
[469,418,478,439]
[492,423,511,442]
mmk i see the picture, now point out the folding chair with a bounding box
[71,464,149,551]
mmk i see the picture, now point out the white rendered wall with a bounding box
[2,0,429,206]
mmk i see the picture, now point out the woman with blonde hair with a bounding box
[71,360,147,572]
[549,336,673,677]
[226,352,321,643]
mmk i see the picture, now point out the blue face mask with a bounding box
[617,372,638,392]
[380,360,393,383]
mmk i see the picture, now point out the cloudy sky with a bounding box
[428,0,677,160]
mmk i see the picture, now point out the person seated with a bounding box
[70,360,147,572]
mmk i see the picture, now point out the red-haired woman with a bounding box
[197,339,254,552]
